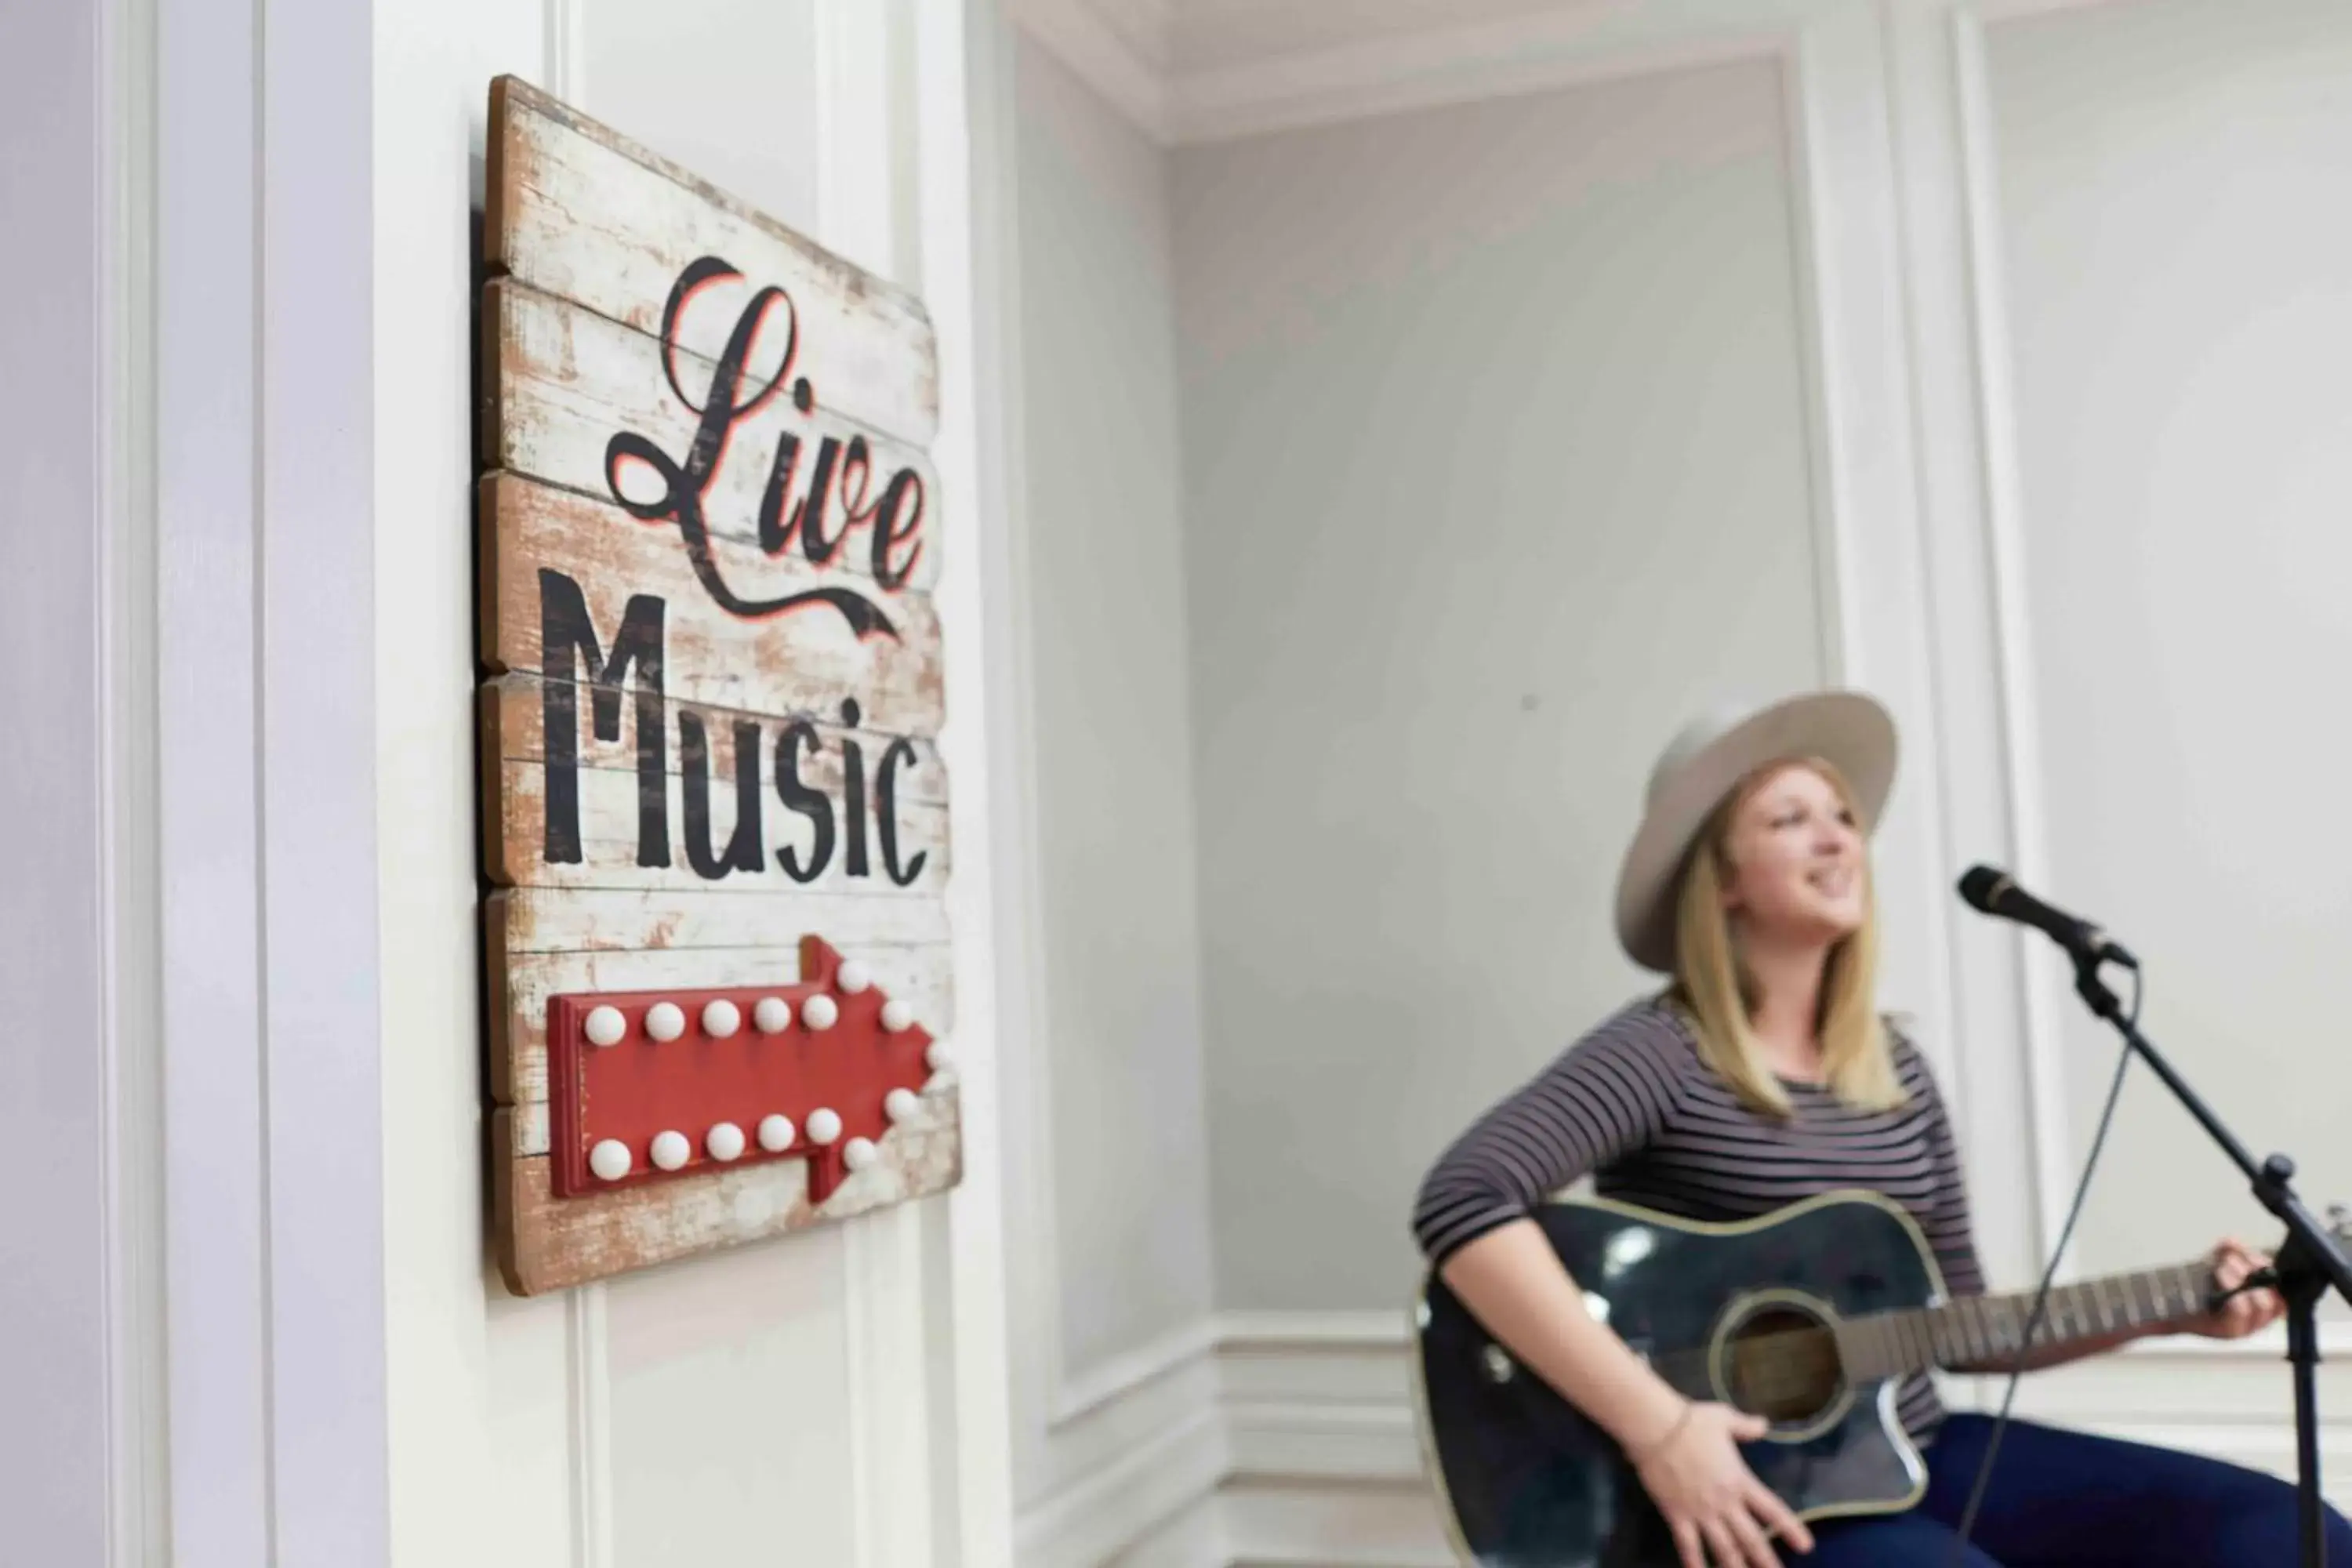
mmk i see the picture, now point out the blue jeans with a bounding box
[1802,1413,2352,1566]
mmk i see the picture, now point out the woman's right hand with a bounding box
[1629,1402,1815,1566]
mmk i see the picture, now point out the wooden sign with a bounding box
[477,75,960,1295]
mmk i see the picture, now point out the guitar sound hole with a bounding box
[1722,1303,1845,1426]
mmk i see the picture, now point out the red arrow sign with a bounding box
[547,935,940,1204]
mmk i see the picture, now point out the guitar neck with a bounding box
[1845,1259,2216,1379]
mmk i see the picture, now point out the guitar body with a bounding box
[1414,1191,1944,1566]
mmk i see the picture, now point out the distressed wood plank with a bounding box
[492,886,951,955]
[480,671,948,804]
[484,757,949,895]
[487,74,938,448]
[477,417,941,599]
[477,474,945,731]
[482,279,941,595]
[492,1087,961,1296]
[486,935,956,1109]
[478,673,949,892]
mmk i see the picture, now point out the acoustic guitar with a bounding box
[1412,1189,2304,1566]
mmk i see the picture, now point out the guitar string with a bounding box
[1640,1261,2212,1407]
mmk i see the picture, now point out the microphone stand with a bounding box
[2068,949,2352,1568]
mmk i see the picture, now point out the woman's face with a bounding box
[1718,762,1867,950]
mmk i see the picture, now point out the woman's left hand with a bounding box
[2188,1236,2285,1340]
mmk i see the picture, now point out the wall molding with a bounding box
[3,0,167,1558]
[1054,1315,1222,1427]
[1218,1310,1415,1351]
[914,0,1025,1557]
[563,1287,614,1568]
[1944,1,2080,1271]
[103,0,169,1557]
[151,0,389,1559]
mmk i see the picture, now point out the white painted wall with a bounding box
[1011,30,1218,1405]
[376,9,554,1563]
[0,2,159,1559]
[1981,0,2352,1282]
[1174,57,1828,1315]
[996,27,1229,1564]
[147,0,392,1561]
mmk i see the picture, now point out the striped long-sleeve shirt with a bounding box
[1411,995,1985,1439]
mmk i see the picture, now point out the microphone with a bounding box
[1956,865,2140,971]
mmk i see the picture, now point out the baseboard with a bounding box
[1212,1311,1454,1564]
[1017,1401,1229,1568]
[1219,1479,1457,1568]
[1107,1490,1227,1567]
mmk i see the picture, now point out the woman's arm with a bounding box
[1439,1218,1814,1567]
[1411,1008,1685,1265]
[1438,1219,1688,1448]
[1414,1011,1813,1567]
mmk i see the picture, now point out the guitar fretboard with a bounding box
[1839,1261,2215,1380]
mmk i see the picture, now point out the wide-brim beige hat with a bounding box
[1613,689,1897,974]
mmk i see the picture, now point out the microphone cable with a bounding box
[1947,962,2143,1566]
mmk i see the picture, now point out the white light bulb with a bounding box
[843,1137,878,1172]
[706,1122,746,1162]
[645,1002,685,1042]
[884,1088,920,1124]
[650,1130,691,1171]
[880,998,914,1033]
[702,999,741,1038]
[589,1139,632,1181]
[584,1006,626,1047]
[925,1040,953,1073]
[757,1114,795,1152]
[753,996,791,1034]
[801,993,839,1031]
[807,1108,842,1145]
[837,960,873,994]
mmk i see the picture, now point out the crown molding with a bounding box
[1103,0,1176,56]
[1166,2,1795,146]
[1014,0,1795,150]
[1012,0,2158,151]
[1007,0,1171,141]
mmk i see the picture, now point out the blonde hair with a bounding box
[1668,757,1904,1118]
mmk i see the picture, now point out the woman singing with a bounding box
[1411,689,2348,1566]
